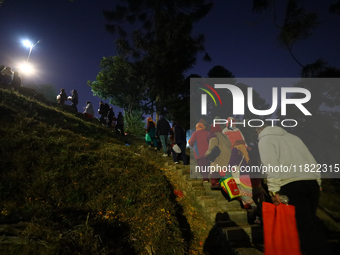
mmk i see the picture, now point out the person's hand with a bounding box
[271,193,281,206]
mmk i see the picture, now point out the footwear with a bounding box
[254,216,262,225]
[175,161,179,164]
[154,147,157,151]
[162,153,168,157]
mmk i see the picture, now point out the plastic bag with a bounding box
[219,177,241,199]
[262,202,301,255]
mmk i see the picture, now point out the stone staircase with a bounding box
[142,146,264,254]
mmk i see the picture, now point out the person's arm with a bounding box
[188,131,197,147]
[204,138,218,157]
[258,137,282,205]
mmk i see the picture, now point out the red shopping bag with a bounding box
[262,202,301,255]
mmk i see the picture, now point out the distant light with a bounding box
[19,62,34,74]
[23,39,33,48]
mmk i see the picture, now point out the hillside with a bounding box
[0,87,211,255]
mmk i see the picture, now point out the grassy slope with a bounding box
[0,88,195,254]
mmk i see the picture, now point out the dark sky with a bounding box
[0,0,339,118]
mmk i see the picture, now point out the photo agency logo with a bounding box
[193,79,312,128]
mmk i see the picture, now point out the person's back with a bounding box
[174,124,186,142]
[71,90,78,105]
[258,126,320,189]
[58,89,67,105]
[117,112,124,125]
[1,67,13,85]
[156,117,171,136]
[257,125,328,255]
[84,101,94,117]
[11,71,21,89]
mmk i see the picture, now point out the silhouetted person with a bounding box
[115,112,124,136]
[57,88,67,105]
[98,101,109,125]
[0,65,5,85]
[107,107,115,127]
[69,89,78,112]
[1,66,13,86]
[156,115,172,157]
[10,71,22,90]
[83,101,94,119]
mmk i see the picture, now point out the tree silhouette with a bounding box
[88,56,147,116]
[251,0,339,76]
[276,68,340,166]
[102,0,213,119]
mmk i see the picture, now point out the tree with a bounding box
[102,0,213,120]
[251,0,339,76]
[192,66,270,125]
[207,65,236,83]
[276,68,340,165]
[87,56,147,116]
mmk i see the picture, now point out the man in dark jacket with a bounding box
[70,89,78,112]
[115,112,124,135]
[172,122,188,164]
[99,101,109,125]
[107,107,115,127]
[156,115,172,157]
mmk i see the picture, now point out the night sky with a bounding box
[0,0,339,118]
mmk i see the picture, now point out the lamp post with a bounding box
[23,39,41,63]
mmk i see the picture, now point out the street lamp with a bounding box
[22,39,41,62]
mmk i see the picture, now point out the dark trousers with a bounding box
[115,124,124,136]
[172,141,188,164]
[280,180,331,255]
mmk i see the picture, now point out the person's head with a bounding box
[99,101,103,105]
[86,101,91,105]
[196,122,205,131]
[72,89,77,94]
[255,124,270,136]
[61,88,65,92]
[159,115,164,120]
[226,117,236,129]
[14,71,19,76]
[146,117,153,122]
[172,121,179,127]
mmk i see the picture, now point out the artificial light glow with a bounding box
[19,62,34,74]
[23,39,32,48]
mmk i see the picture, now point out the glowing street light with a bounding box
[19,62,34,74]
[22,39,41,62]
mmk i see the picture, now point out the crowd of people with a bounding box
[0,65,22,89]
[1,69,331,253]
[144,114,329,254]
[56,89,125,135]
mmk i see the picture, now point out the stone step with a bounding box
[209,209,248,226]
[197,196,217,208]
[217,200,242,210]
[205,190,227,200]
[222,225,252,247]
[187,180,203,188]
[204,206,222,214]
[234,247,263,255]
[192,187,206,196]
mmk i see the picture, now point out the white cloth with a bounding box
[84,103,94,116]
[258,126,321,193]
